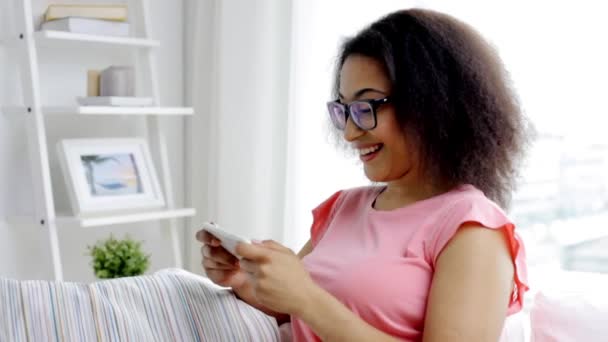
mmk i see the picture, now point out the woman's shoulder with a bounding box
[438,184,508,222]
[423,184,516,263]
[340,184,384,200]
[326,185,385,211]
[316,184,497,216]
[425,185,528,314]
[314,185,382,209]
[310,185,381,246]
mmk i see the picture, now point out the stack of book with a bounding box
[40,3,129,37]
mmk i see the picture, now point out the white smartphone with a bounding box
[201,222,251,259]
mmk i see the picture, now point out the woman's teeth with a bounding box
[359,144,382,156]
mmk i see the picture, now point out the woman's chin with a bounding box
[363,167,387,183]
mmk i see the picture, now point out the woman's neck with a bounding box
[375,178,449,211]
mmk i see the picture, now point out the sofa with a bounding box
[501,268,608,342]
[2,268,606,341]
[0,269,279,341]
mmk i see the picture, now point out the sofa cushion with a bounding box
[530,270,608,342]
[0,268,279,341]
[500,312,528,342]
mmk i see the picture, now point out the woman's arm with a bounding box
[422,224,515,342]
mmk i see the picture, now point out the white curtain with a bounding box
[184,1,420,272]
[184,0,293,273]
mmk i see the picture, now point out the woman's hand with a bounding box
[236,240,318,316]
[196,230,249,290]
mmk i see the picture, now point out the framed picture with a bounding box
[57,138,165,216]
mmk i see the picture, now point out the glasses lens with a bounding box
[350,101,375,130]
[327,102,346,130]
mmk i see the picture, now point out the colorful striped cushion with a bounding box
[0,268,280,341]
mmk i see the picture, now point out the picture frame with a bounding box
[57,138,165,216]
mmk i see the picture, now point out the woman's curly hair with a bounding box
[333,9,532,208]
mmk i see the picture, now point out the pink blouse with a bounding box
[290,185,528,341]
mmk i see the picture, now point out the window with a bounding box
[288,0,608,278]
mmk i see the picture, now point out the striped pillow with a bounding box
[0,268,280,341]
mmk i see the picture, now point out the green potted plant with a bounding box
[87,234,150,279]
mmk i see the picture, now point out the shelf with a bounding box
[3,106,194,116]
[56,208,196,228]
[44,106,194,116]
[1,106,25,115]
[7,208,196,228]
[34,30,160,48]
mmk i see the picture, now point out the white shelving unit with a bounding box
[7,0,195,281]
[56,208,196,228]
[4,106,195,116]
[9,208,196,229]
[34,30,160,47]
[44,106,194,116]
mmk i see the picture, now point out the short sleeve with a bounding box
[428,196,529,314]
[310,191,343,247]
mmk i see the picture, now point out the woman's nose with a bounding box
[343,116,364,142]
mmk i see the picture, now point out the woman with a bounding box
[197,8,530,342]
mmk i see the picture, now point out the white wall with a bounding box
[0,0,186,281]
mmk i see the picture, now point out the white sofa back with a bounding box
[530,270,608,342]
[501,269,608,342]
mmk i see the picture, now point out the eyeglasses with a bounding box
[326,96,391,131]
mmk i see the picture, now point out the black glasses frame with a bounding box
[327,96,391,131]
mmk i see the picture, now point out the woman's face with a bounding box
[338,54,419,183]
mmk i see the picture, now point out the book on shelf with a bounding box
[40,17,130,37]
[44,3,128,22]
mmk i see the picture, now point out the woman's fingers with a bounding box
[202,257,237,271]
[239,258,260,275]
[195,229,221,247]
[201,245,239,266]
[259,240,293,254]
[204,269,231,284]
[235,242,272,261]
